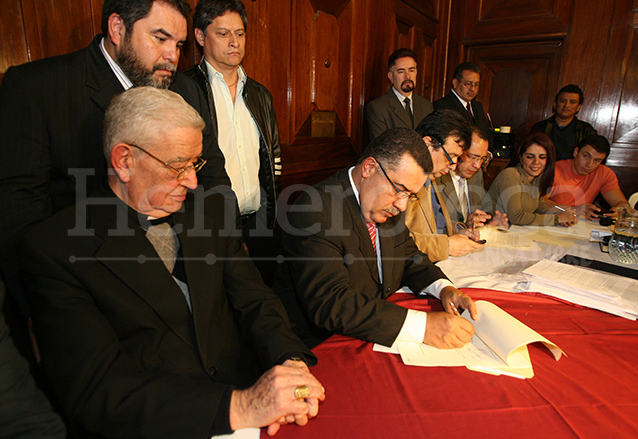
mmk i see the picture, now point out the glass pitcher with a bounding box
[609,205,638,265]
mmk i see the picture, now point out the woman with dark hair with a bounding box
[487,133,578,226]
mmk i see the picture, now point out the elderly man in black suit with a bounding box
[274,128,477,350]
[434,62,491,141]
[0,0,231,315]
[366,48,434,140]
[19,87,324,439]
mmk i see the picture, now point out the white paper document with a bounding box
[481,227,533,248]
[521,259,638,319]
[392,301,563,379]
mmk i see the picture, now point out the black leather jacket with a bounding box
[184,59,281,229]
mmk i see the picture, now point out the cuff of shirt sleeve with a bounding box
[395,309,428,344]
[419,279,455,299]
[211,386,235,437]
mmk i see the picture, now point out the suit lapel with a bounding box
[337,170,380,284]
[378,219,395,291]
[85,36,125,112]
[432,180,455,235]
[173,207,218,360]
[386,88,412,127]
[438,173,463,223]
[89,197,194,348]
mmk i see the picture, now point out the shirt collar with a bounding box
[99,37,133,90]
[203,58,246,88]
[347,166,361,206]
[451,88,470,106]
[392,86,412,103]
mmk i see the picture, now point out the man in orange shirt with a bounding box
[548,135,628,220]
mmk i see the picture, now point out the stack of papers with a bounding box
[374,301,563,379]
[522,259,638,319]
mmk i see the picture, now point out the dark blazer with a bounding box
[434,91,491,138]
[367,87,434,140]
[273,168,449,349]
[0,281,66,439]
[19,184,313,439]
[0,36,230,289]
[436,169,493,224]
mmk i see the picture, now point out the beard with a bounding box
[116,37,176,89]
[401,80,414,93]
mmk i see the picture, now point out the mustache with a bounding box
[153,63,176,75]
[384,206,400,216]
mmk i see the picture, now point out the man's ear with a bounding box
[360,157,378,179]
[194,28,205,47]
[452,78,459,89]
[573,147,579,158]
[110,143,134,183]
[387,70,393,84]
[107,13,126,47]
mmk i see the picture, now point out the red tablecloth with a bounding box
[263,289,638,439]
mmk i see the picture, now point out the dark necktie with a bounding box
[404,97,414,128]
[466,101,475,123]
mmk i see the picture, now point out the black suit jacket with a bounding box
[0,36,230,299]
[366,88,434,140]
[273,168,449,348]
[434,91,491,139]
[0,281,66,439]
[19,184,313,439]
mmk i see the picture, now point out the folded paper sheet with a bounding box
[394,301,563,379]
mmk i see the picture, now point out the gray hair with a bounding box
[103,87,205,160]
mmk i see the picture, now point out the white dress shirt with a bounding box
[204,60,261,215]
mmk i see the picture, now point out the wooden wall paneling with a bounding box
[0,0,28,83]
[467,40,563,137]
[588,0,638,167]
[393,0,438,102]
[243,0,292,146]
[282,0,359,189]
[20,0,94,62]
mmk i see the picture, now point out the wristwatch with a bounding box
[553,214,559,226]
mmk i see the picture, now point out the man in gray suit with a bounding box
[366,48,434,140]
[437,126,508,227]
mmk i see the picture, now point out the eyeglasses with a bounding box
[376,160,419,201]
[430,137,460,166]
[129,144,206,181]
[459,151,493,166]
[460,80,480,89]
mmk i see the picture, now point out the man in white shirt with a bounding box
[274,127,477,350]
[185,0,282,284]
[366,48,434,140]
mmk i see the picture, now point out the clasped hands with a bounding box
[423,286,478,349]
[229,359,325,436]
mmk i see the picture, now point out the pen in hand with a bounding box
[449,301,460,316]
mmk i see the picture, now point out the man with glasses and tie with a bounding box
[437,126,509,232]
[405,111,486,262]
[274,127,477,351]
[366,48,434,141]
[18,88,325,438]
[434,62,491,147]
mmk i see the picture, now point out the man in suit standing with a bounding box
[185,0,283,284]
[0,0,230,314]
[366,48,434,140]
[434,62,491,141]
[274,128,477,350]
[19,87,324,439]
[436,126,509,228]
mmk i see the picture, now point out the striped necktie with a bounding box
[366,222,377,254]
